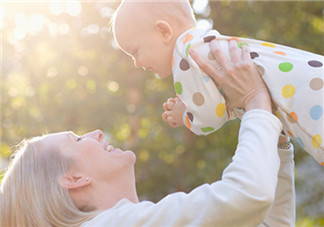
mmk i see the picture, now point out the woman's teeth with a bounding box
[106,145,114,152]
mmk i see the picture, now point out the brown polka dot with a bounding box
[250,52,259,59]
[308,60,323,67]
[203,35,216,43]
[193,92,205,106]
[187,112,194,122]
[310,78,323,91]
[207,51,214,61]
[179,58,190,71]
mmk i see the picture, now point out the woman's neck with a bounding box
[90,174,138,210]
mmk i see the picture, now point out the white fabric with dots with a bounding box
[172,28,324,164]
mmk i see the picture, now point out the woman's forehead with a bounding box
[41,131,74,146]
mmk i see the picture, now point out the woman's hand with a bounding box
[189,39,272,113]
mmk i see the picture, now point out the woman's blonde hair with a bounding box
[0,136,99,227]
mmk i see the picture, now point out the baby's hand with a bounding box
[162,96,185,128]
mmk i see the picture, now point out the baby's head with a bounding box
[112,0,196,79]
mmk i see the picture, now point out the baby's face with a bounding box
[114,14,174,79]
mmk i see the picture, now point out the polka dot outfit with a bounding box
[173,28,324,164]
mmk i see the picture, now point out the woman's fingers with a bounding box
[189,48,222,83]
[191,37,270,111]
[209,40,228,70]
[242,44,253,65]
[229,39,240,64]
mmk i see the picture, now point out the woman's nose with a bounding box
[86,129,103,141]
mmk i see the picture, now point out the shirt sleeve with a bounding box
[83,109,282,227]
[258,144,296,227]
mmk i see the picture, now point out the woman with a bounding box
[0,42,294,226]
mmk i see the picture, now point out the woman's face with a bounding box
[41,129,136,183]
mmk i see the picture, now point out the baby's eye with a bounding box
[76,137,82,142]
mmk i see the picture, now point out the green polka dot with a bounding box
[238,43,248,49]
[201,127,214,133]
[185,43,191,57]
[279,62,293,72]
[174,82,183,95]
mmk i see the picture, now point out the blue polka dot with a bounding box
[200,74,210,82]
[296,137,304,148]
[310,105,323,120]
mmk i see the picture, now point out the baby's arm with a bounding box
[162,96,185,128]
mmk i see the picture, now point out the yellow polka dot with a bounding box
[312,134,322,149]
[262,42,276,48]
[282,85,295,98]
[216,103,226,117]
[275,110,280,119]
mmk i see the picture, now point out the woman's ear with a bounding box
[155,20,173,43]
[58,173,91,190]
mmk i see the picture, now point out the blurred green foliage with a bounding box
[1,1,323,225]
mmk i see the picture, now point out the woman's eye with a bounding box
[76,137,82,142]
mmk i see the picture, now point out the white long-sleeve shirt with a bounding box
[259,144,295,227]
[83,110,283,226]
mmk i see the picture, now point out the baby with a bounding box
[112,0,324,164]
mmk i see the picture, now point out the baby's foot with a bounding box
[162,96,186,128]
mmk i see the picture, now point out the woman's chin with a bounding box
[125,150,136,164]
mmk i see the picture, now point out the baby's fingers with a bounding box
[163,100,174,111]
[162,111,173,121]
[162,111,177,127]
[163,102,169,111]
[166,100,176,110]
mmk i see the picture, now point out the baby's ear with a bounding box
[155,20,173,43]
